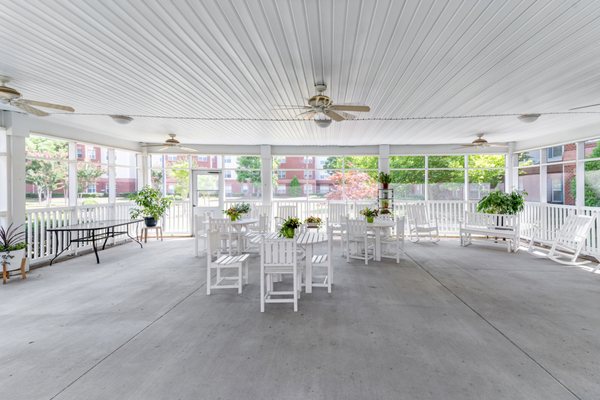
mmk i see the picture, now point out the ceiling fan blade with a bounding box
[178,146,198,153]
[487,143,509,148]
[13,101,49,116]
[19,99,74,112]
[141,143,167,148]
[324,110,345,122]
[569,103,600,111]
[329,105,370,112]
[338,111,356,120]
[297,110,316,119]
[274,105,311,110]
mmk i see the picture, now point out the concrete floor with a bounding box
[1,238,599,400]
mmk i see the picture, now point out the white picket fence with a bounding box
[25,199,600,264]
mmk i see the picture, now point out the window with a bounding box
[518,150,540,166]
[303,184,313,194]
[304,170,313,179]
[277,185,286,194]
[115,149,139,202]
[546,146,564,163]
[518,167,540,202]
[197,155,208,162]
[25,135,69,208]
[86,147,97,160]
[468,154,505,200]
[278,170,286,179]
[86,184,97,194]
[76,146,83,159]
[428,156,464,200]
[390,156,425,200]
[224,155,261,199]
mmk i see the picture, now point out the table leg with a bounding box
[91,230,100,264]
[375,229,382,261]
[305,244,313,293]
[126,223,144,248]
[101,227,111,250]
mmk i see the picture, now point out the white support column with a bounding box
[68,142,78,223]
[540,148,548,204]
[261,145,272,205]
[463,155,469,203]
[138,149,148,189]
[0,126,8,227]
[3,111,29,227]
[107,148,116,219]
[506,142,516,192]
[576,141,585,208]
[378,144,390,174]
[424,155,429,201]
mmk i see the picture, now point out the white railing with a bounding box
[25,199,600,264]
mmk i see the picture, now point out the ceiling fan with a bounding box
[569,103,600,111]
[0,76,74,116]
[279,83,370,126]
[459,133,508,148]
[141,134,197,152]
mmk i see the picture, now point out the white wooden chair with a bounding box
[328,202,348,246]
[344,217,374,265]
[275,204,298,230]
[381,216,405,263]
[251,204,272,224]
[406,203,440,242]
[260,237,301,312]
[206,231,249,295]
[245,214,270,253]
[528,214,596,265]
[310,226,334,292]
[208,217,236,255]
[194,207,221,256]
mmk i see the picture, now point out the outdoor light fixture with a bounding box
[314,116,332,128]
[518,113,541,123]
[110,115,134,124]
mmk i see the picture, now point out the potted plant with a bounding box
[378,172,392,189]
[224,203,251,221]
[305,216,322,229]
[129,186,173,227]
[0,223,27,280]
[280,217,301,238]
[477,190,526,215]
[360,207,379,223]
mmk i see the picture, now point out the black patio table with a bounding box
[47,219,143,264]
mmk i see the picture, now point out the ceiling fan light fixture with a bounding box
[110,115,134,124]
[314,117,332,128]
[518,113,541,123]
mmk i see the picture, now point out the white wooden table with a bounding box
[263,231,328,293]
[367,219,394,261]
[207,218,258,253]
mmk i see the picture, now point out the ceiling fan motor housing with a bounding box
[0,85,21,101]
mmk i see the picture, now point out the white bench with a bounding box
[460,212,520,253]
[528,214,596,266]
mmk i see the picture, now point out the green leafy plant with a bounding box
[378,172,392,185]
[224,203,251,221]
[129,186,173,220]
[476,190,526,215]
[280,217,301,238]
[0,223,26,266]
[305,216,322,227]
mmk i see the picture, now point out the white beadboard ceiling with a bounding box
[1,0,600,147]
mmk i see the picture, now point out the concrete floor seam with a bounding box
[403,250,583,400]
[48,282,206,400]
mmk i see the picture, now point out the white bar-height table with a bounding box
[263,231,328,293]
[367,219,395,261]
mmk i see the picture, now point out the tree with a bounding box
[169,160,190,198]
[289,176,302,197]
[326,170,377,200]
[77,163,105,196]
[25,137,69,205]
[235,156,261,197]
[151,170,163,190]
[578,144,600,206]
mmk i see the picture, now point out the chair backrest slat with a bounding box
[262,238,296,267]
[277,205,297,220]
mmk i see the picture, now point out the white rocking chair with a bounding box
[528,214,596,266]
[406,204,440,242]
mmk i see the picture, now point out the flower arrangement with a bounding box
[360,207,379,223]
[280,217,301,238]
[305,216,322,228]
[0,223,26,267]
[224,203,251,221]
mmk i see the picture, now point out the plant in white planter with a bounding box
[0,223,27,283]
